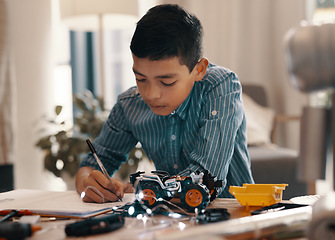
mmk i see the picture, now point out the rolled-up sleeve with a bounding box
[80,100,138,175]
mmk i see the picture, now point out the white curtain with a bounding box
[0,0,14,165]
[162,0,309,150]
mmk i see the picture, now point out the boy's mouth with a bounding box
[149,104,165,110]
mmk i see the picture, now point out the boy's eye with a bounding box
[136,78,146,82]
[162,81,176,86]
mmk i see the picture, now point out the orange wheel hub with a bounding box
[185,189,203,207]
[141,189,156,206]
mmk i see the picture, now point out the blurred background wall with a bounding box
[4,0,312,190]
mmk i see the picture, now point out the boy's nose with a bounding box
[145,83,161,100]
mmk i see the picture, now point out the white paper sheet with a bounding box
[0,189,135,218]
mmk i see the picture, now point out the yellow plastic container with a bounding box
[229,183,288,207]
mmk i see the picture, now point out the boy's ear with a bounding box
[194,58,209,81]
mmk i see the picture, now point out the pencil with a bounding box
[86,139,122,202]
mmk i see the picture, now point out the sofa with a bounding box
[243,84,307,199]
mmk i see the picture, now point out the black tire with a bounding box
[180,183,210,212]
[136,181,161,207]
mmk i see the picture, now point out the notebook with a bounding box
[0,189,135,218]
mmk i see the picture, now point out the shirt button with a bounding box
[211,110,217,116]
[173,164,178,169]
[171,135,176,140]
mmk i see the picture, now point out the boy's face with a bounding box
[132,55,201,116]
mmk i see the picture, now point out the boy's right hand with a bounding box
[75,167,132,203]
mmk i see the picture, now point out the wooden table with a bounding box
[24,198,310,240]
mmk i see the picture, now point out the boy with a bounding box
[75,4,254,203]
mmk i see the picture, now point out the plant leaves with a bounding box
[35,90,116,179]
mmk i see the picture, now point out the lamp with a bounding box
[284,20,335,192]
[59,0,139,101]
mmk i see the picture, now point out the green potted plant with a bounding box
[35,90,145,188]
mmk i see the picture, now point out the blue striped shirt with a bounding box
[80,63,254,197]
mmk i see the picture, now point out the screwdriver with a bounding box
[0,222,41,240]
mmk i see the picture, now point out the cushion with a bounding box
[243,93,275,146]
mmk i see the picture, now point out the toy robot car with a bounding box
[129,170,222,212]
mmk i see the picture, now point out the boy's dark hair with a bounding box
[130,4,203,72]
